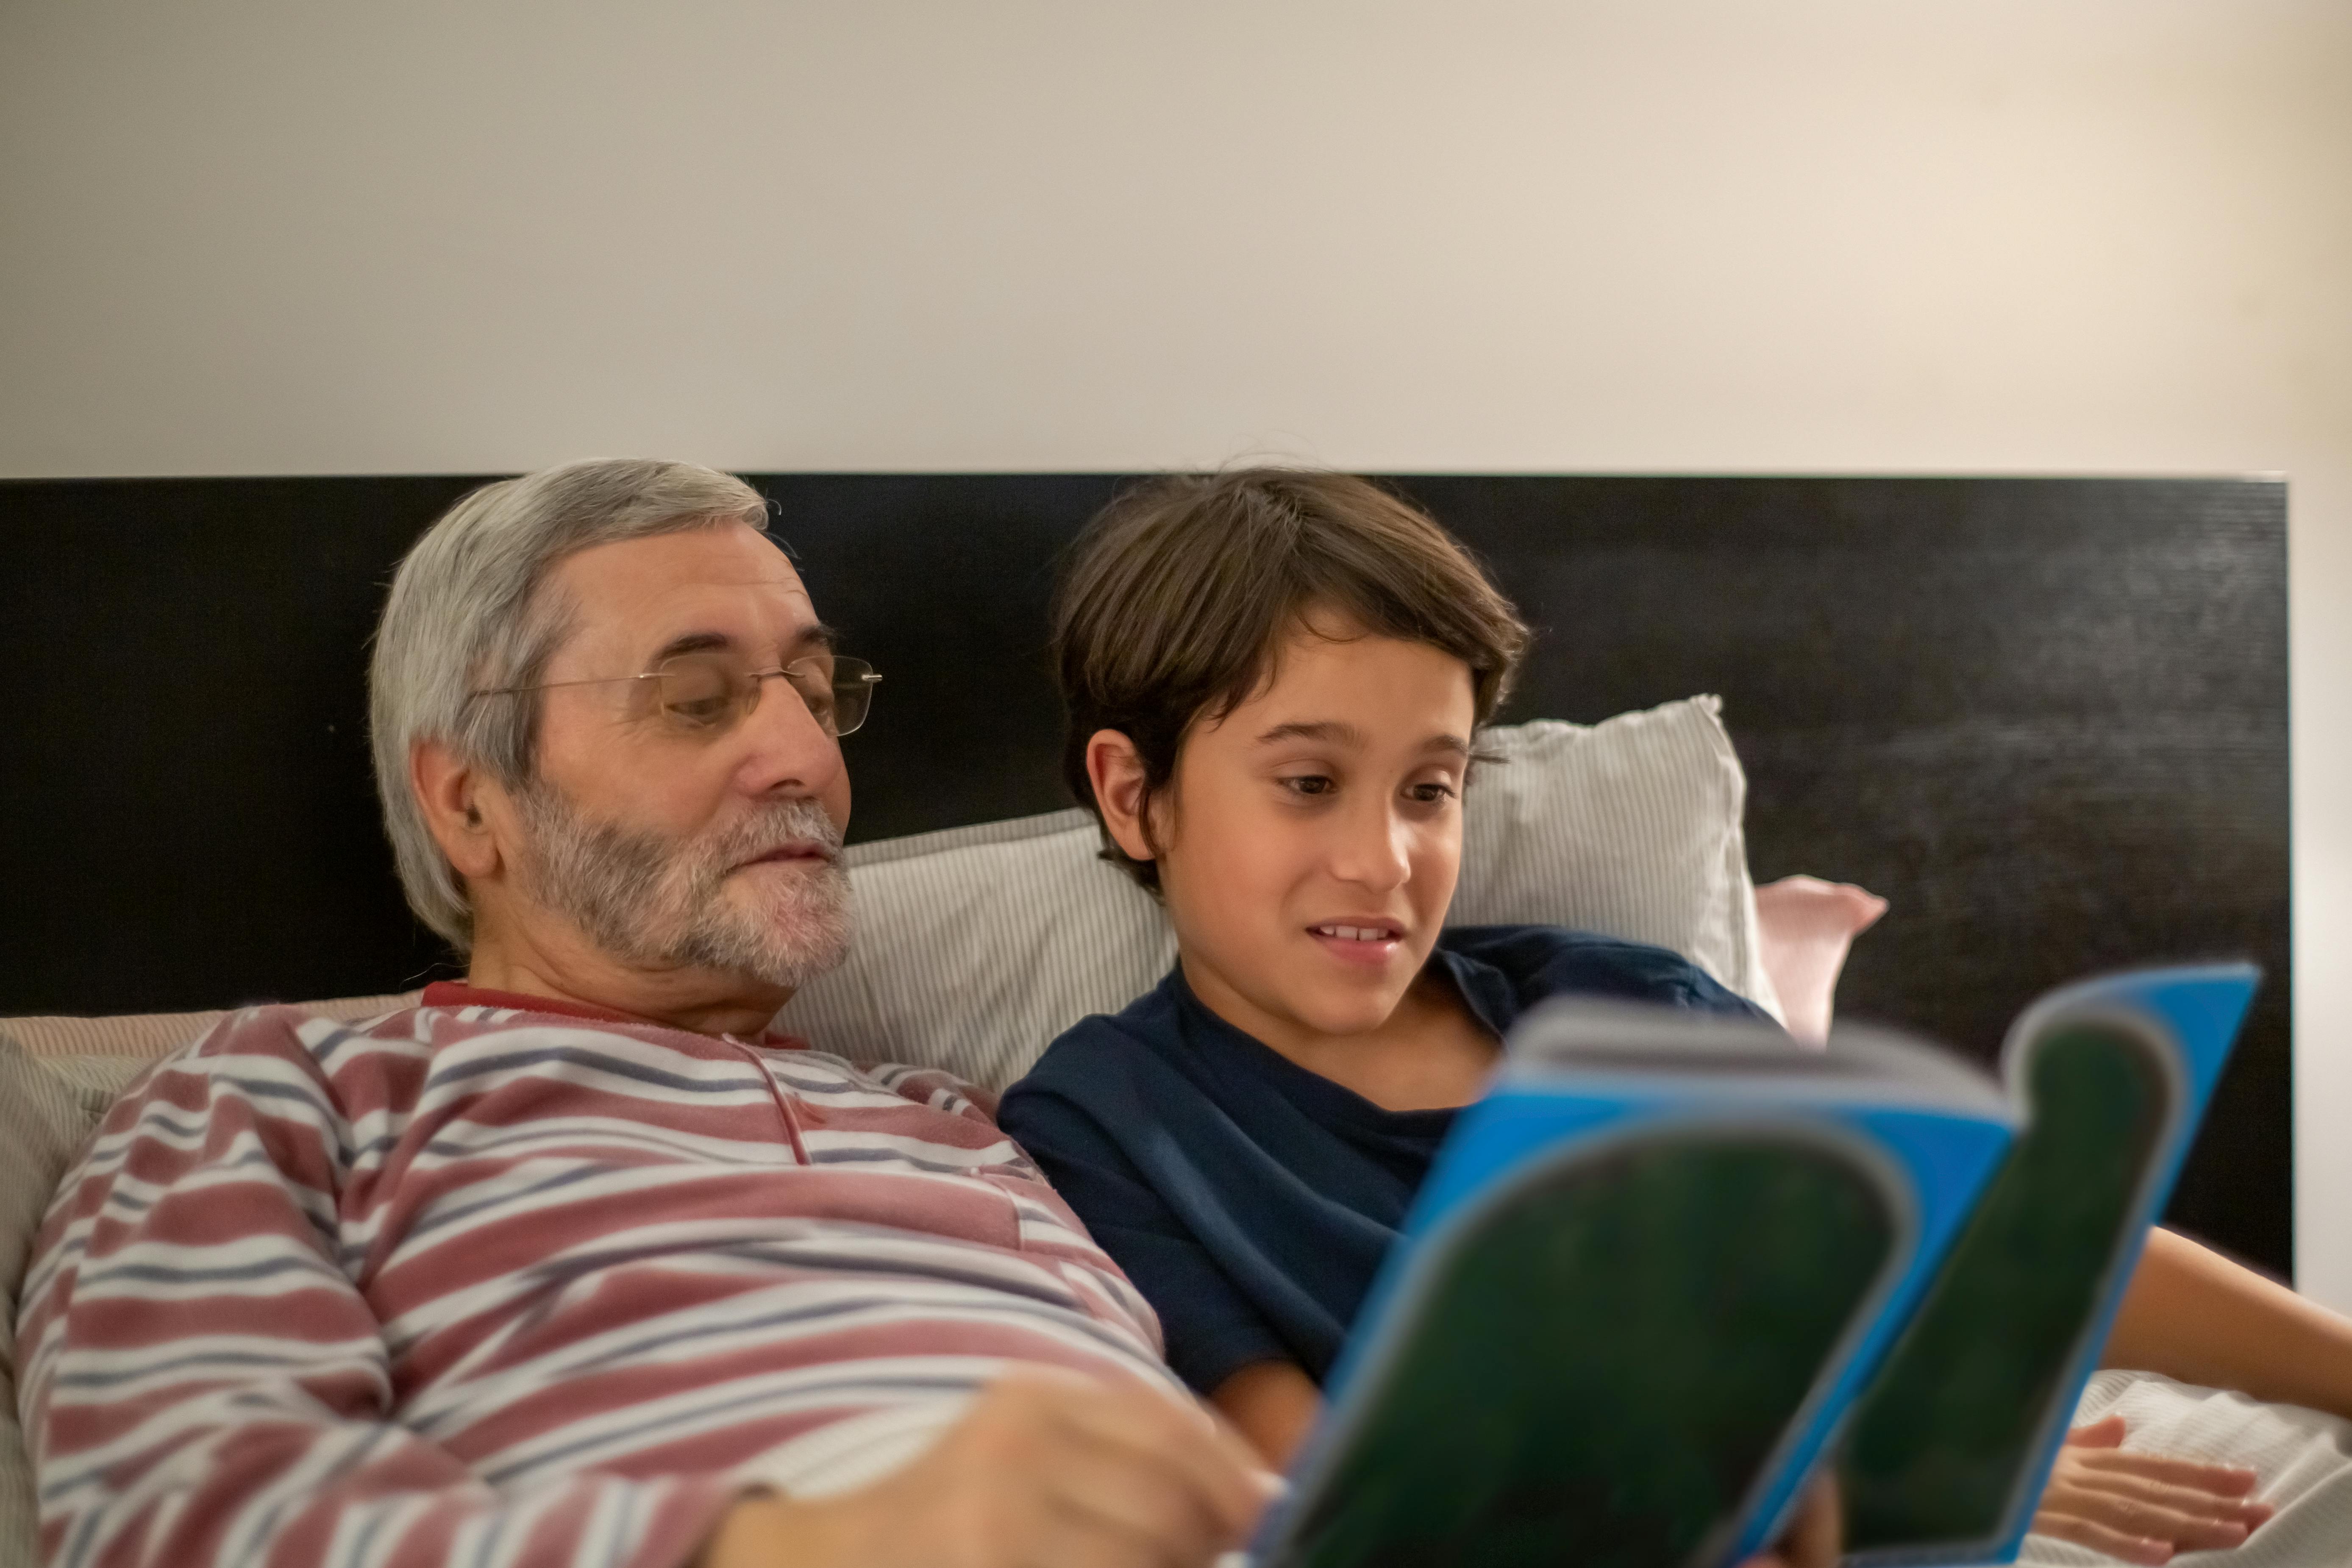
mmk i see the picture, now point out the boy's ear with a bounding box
[1085,729,1159,865]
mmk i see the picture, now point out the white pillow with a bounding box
[1448,698,1776,1015]
[778,812,1177,1093]
[776,696,1777,1090]
[2021,1371,2352,1566]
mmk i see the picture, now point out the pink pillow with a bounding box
[1754,877,1888,1045]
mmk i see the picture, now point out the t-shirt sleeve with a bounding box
[1451,923,1781,1024]
[999,1076,1296,1396]
[1630,949,1775,1019]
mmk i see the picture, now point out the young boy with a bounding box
[1000,469,2326,1564]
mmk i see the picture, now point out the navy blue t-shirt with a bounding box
[997,924,1770,1396]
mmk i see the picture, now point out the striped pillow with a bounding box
[777,696,1777,1090]
[0,1037,146,1565]
[0,992,420,1060]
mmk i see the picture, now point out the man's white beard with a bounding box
[514,786,854,993]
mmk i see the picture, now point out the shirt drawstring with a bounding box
[724,1034,817,1164]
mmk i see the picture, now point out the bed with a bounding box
[0,472,2291,1268]
[0,471,2306,1563]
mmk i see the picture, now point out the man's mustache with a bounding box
[706,799,845,872]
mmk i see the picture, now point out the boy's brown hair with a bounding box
[1052,468,1531,893]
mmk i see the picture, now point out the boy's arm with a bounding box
[1211,1359,1323,1468]
[2104,1226,2352,1418]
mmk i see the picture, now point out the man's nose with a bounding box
[733,674,845,796]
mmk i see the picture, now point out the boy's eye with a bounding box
[1407,781,1459,804]
[1280,774,1336,797]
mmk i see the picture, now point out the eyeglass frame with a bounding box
[468,651,883,737]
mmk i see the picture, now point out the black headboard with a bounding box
[0,474,2290,1276]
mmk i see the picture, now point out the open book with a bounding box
[1248,964,2261,1568]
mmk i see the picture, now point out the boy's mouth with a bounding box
[1309,923,1403,942]
[1308,922,1406,967]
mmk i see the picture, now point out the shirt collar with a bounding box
[1161,959,1478,1134]
[419,981,805,1048]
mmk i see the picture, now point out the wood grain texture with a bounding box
[0,474,2289,1273]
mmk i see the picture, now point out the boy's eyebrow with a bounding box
[1256,720,1364,747]
[1255,720,1473,759]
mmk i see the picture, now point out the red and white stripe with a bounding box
[15,988,1170,1568]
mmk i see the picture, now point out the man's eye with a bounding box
[664,695,734,726]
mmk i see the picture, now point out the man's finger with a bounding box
[1046,1379,1277,1540]
[1037,1440,1244,1565]
[1021,1498,1197,1568]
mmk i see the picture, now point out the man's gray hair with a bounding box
[370,459,773,948]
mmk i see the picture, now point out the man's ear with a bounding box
[1085,729,1160,866]
[411,738,506,882]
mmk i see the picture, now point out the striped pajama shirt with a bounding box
[14,985,1175,1568]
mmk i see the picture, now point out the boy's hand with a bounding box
[1737,1475,1841,1568]
[2030,1415,2273,1565]
[699,1368,1278,1568]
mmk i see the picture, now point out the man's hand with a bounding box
[700,1368,1279,1568]
[2030,1415,2272,1565]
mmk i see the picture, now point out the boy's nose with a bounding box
[1329,800,1413,892]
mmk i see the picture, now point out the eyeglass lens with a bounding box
[651,653,878,737]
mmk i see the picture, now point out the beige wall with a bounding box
[5,1,2348,1300]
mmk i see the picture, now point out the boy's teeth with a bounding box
[1316,925,1390,941]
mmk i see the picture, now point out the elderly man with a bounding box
[17,460,1271,1568]
[18,459,1836,1568]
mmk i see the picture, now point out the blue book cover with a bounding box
[1835,965,2260,1565]
[1248,963,2259,1568]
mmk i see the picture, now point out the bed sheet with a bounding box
[2011,1371,2352,1566]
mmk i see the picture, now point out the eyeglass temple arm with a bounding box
[475,662,878,700]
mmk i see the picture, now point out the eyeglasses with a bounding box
[471,652,882,737]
